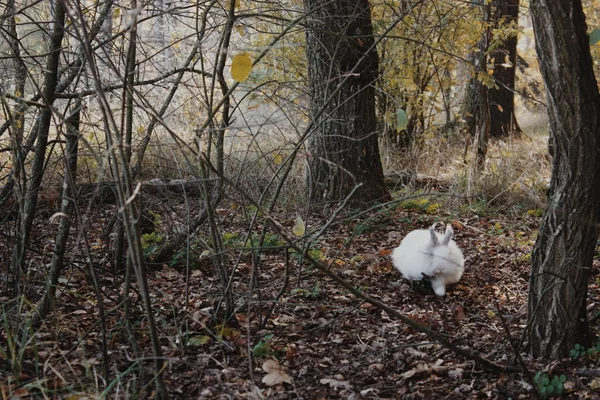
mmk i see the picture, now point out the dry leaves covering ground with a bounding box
[2,197,600,399]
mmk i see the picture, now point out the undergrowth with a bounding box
[385,114,550,215]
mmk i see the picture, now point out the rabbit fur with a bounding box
[391,223,464,296]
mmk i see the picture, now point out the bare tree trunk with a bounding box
[489,0,522,138]
[11,0,66,290]
[32,103,80,326]
[304,0,389,207]
[527,0,600,359]
[3,0,27,288]
[113,0,139,273]
[461,0,491,169]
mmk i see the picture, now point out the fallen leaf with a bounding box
[262,359,293,386]
[320,378,351,390]
[285,344,298,361]
[369,363,384,371]
[454,305,466,320]
[378,249,392,256]
[448,368,464,379]
[563,380,575,390]
[406,347,427,358]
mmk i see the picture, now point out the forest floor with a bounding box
[2,192,600,400]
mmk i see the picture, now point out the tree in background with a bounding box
[527,0,600,358]
[373,1,476,152]
[488,0,521,138]
[303,0,389,206]
[460,0,491,168]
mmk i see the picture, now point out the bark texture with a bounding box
[527,0,600,359]
[33,105,80,327]
[304,0,389,206]
[11,0,66,284]
[489,0,521,138]
[461,0,491,167]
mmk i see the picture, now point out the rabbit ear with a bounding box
[429,223,439,246]
[441,224,453,245]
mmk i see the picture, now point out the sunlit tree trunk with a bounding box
[527,0,600,359]
[304,0,390,207]
[489,0,521,138]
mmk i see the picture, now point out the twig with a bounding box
[495,302,540,397]
[576,369,600,378]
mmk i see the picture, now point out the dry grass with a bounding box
[383,110,551,214]
[0,106,551,218]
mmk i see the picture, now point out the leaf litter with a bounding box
[2,201,600,398]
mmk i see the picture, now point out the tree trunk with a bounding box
[489,0,521,138]
[461,0,491,167]
[527,0,600,359]
[304,0,390,207]
[33,103,80,328]
[11,0,66,288]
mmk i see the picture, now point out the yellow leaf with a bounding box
[235,24,246,36]
[113,8,120,17]
[292,216,305,237]
[225,0,240,9]
[231,52,253,82]
[273,154,283,164]
[137,126,145,134]
[189,335,212,346]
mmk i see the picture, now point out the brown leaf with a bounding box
[262,359,293,386]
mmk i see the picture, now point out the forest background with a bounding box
[2,0,600,398]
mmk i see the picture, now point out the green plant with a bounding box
[252,334,274,357]
[570,343,587,360]
[141,231,164,259]
[525,208,544,218]
[462,198,490,217]
[307,248,324,261]
[570,341,600,360]
[489,221,504,236]
[291,283,321,299]
[400,198,441,214]
[221,231,285,251]
[263,232,286,249]
[534,371,566,398]
[588,341,600,359]
[169,248,199,268]
[1,301,38,384]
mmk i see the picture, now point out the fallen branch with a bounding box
[576,369,600,378]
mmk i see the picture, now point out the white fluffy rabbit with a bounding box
[391,223,465,296]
